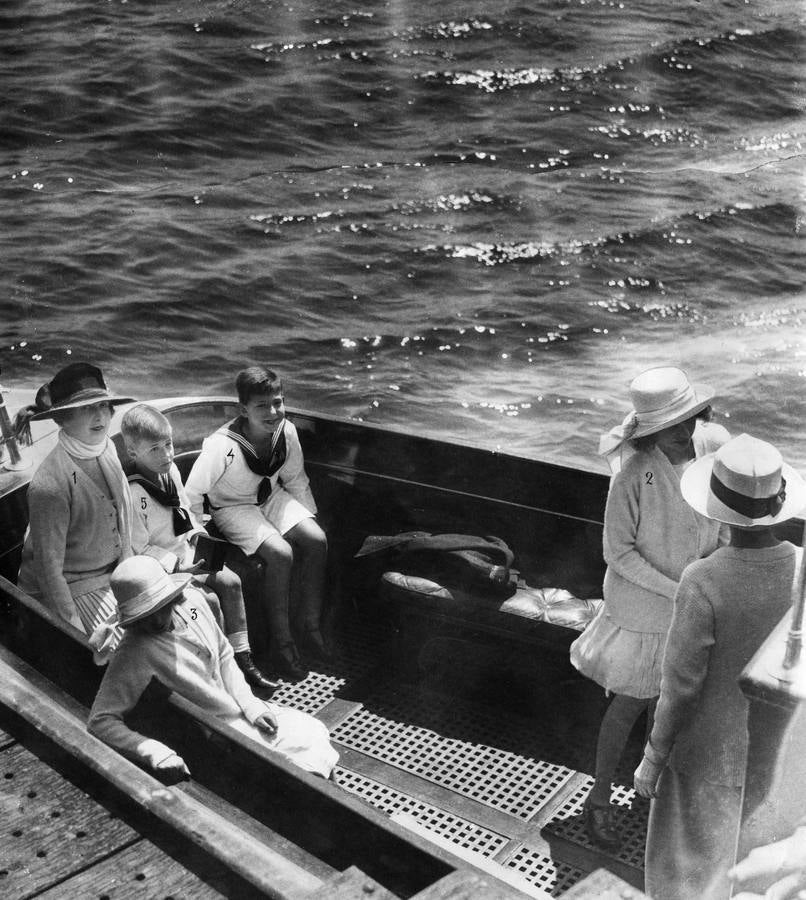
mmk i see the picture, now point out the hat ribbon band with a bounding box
[710,472,786,520]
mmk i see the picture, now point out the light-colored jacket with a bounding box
[602,445,725,633]
[87,591,267,769]
[649,542,798,785]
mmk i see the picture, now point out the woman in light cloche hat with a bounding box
[635,434,806,899]
[571,366,730,850]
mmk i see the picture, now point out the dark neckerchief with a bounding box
[128,471,194,536]
[224,416,287,504]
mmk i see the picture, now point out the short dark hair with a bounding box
[236,367,283,405]
[120,404,172,447]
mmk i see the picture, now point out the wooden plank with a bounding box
[34,840,227,899]
[411,868,534,900]
[391,813,551,900]
[307,866,398,900]
[0,645,324,899]
[0,742,139,897]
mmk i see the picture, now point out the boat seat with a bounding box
[379,571,601,652]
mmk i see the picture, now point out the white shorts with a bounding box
[211,487,314,556]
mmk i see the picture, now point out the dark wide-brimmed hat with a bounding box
[30,362,136,421]
[681,433,806,528]
[111,556,191,627]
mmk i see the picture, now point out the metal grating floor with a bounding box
[269,615,391,714]
[331,682,575,820]
[335,767,510,858]
[542,778,647,870]
[504,844,585,898]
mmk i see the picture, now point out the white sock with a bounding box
[228,631,250,654]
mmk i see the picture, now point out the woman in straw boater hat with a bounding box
[16,362,136,660]
[87,555,338,780]
[634,434,806,900]
[570,366,730,850]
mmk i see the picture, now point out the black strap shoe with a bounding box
[270,642,309,683]
[583,796,621,851]
[234,650,279,694]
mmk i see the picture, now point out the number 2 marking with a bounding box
[645,472,653,484]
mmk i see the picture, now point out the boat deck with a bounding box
[0,717,269,900]
[266,607,648,898]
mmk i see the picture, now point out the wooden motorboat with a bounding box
[1,388,801,898]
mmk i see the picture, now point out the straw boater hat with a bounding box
[599,366,714,456]
[111,556,191,627]
[681,433,806,528]
[30,362,135,421]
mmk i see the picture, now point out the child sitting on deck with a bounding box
[120,403,276,692]
[16,362,136,660]
[185,367,330,683]
[88,555,338,780]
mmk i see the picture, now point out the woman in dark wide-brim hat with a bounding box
[17,362,136,661]
[570,366,731,851]
[635,434,806,899]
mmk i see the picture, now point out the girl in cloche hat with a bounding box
[88,555,338,780]
[635,434,806,899]
[570,366,730,851]
[16,362,136,660]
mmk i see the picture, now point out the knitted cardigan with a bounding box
[602,444,725,633]
[18,440,133,626]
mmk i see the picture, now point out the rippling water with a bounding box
[1,0,804,472]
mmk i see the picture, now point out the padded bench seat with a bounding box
[380,571,602,652]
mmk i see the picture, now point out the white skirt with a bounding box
[569,603,666,699]
[227,703,338,778]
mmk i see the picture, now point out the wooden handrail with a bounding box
[0,642,323,899]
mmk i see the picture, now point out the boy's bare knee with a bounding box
[215,567,242,591]
[257,537,294,568]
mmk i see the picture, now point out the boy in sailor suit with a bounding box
[185,367,329,683]
[121,403,276,693]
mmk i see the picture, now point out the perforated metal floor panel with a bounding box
[542,778,647,870]
[331,682,575,820]
[335,767,510,858]
[268,616,390,714]
[504,844,585,898]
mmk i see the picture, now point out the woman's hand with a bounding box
[730,825,806,899]
[633,755,663,799]
[154,752,190,782]
[254,710,278,736]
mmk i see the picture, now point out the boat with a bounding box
[1,386,803,898]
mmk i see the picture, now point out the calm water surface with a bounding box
[1,0,804,472]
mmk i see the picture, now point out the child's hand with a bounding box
[254,710,278,736]
[154,752,190,782]
[176,560,207,575]
[633,756,663,798]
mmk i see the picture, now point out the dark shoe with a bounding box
[298,627,335,665]
[270,642,309,683]
[583,797,621,851]
[234,651,279,695]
